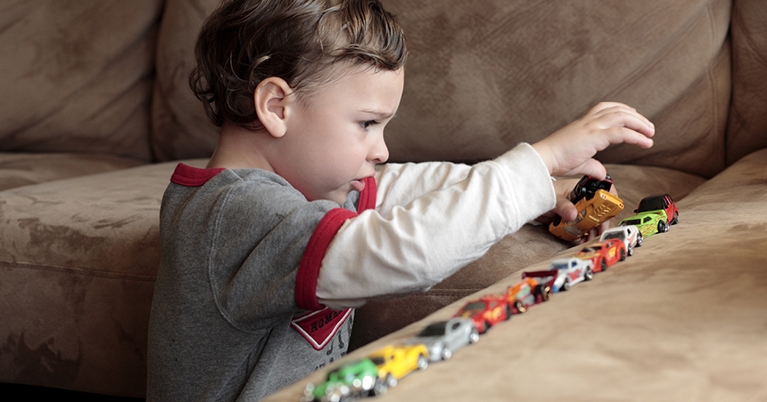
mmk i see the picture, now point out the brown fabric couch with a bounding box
[2,0,766,399]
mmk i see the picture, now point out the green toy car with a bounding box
[619,210,669,238]
[303,358,386,402]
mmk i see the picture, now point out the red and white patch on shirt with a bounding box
[291,307,352,350]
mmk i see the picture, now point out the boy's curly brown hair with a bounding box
[190,0,408,130]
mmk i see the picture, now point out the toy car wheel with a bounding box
[505,304,513,320]
[481,321,489,333]
[584,267,594,281]
[672,211,679,225]
[440,348,452,360]
[600,259,607,271]
[627,245,634,257]
[417,354,429,370]
[562,279,571,291]
[619,248,626,261]
[514,300,526,314]
[535,285,551,302]
[658,220,669,233]
[468,328,480,344]
[385,374,398,388]
[369,379,387,397]
[636,233,643,247]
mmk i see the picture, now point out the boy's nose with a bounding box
[369,137,389,164]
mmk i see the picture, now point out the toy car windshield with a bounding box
[601,232,622,240]
[550,262,570,270]
[568,174,613,203]
[417,323,447,337]
[369,357,385,365]
[636,196,666,212]
[461,302,486,311]
[622,218,641,226]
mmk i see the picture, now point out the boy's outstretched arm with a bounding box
[532,102,655,223]
[313,102,654,308]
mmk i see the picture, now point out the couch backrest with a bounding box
[5,0,764,179]
[380,0,733,178]
[151,0,743,179]
[727,0,767,166]
[0,0,164,162]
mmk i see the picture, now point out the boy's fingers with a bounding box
[564,158,606,180]
[588,102,635,115]
[606,127,655,149]
[554,198,578,222]
[597,110,655,138]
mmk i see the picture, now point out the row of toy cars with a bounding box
[301,176,679,402]
[548,175,679,242]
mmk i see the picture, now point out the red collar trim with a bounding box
[170,163,225,187]
[357,176,377,212]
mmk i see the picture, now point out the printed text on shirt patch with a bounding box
[291,307,352,350]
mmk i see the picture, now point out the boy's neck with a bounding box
[206,122,274,171]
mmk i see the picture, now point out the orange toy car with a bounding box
[549,175,624,241]
[505,277,551,314]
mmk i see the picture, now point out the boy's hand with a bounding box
[532,102,655,179]
[535,177,622,244]
[535,178,580,225]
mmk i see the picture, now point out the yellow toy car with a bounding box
[549,175,624,242]
[368,344,429,388]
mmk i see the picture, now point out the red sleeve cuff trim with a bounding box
[295,208,358,310]
[357,176,377,212]
[170,163,225,187]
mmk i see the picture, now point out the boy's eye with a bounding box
[360,120,380,130]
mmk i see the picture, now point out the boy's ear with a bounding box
[254,77,293,138]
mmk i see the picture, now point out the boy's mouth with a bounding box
[350,179,365,193]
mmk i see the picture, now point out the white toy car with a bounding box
[522,257,594,293]
[599,225,642,256]
[547,257,594,292]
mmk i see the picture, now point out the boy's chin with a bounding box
[316,189,351,205]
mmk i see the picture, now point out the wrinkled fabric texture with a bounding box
[2,0,767,399]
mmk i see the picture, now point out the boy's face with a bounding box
[274,64,404,204]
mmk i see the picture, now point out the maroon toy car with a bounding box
[635,193,679,225]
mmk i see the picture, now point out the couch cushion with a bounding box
[0,1,163,161]
[727,0,767,165]
[0,159,204,397]
[349,163,707,350]
[0,153,144,192]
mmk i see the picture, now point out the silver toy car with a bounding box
[406,318,479,361]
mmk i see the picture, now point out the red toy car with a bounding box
[575,238,626,272]
[505,277,551,314]
[635,193,679,225]
[453,295,512,334]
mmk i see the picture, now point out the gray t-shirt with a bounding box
[147,166,364,402]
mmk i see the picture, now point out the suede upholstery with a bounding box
[1,0,766,399]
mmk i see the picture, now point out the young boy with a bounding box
[146,0,655,401]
